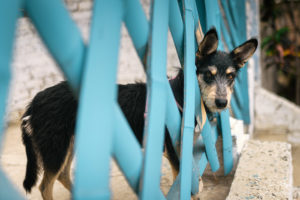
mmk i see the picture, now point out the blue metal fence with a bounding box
[0,0,254,199]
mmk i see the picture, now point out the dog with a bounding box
[21,28,257,199]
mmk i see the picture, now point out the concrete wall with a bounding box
[227,140,293,200]
[254,86,300,144]
[6,0,180,123]
[246,0,260,135]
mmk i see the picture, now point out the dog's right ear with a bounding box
[230,38,258,68]
[196,28,218,59]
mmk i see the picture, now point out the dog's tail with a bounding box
[21,109,39,193]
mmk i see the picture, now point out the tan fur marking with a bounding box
[233,46,243,55]
[208,66,217,75]
[39,171,58,200]
[39,137,74,200]
[196,20,204,45]
[197,74,218,112]
[58,138,74,191]
[170,165,179,181]
[163,147,179,181]
[226,67,235,74]
[197,74,235,112]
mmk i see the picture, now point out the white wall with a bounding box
[6,0,180,123]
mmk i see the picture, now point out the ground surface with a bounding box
[227,140,293,200]
[254,131,300,200]
[0,123,232,200]
[254,131,300,187]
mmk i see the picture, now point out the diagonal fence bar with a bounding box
[0,0,25,199]
[74,1,123,199]
[25,0,86,92]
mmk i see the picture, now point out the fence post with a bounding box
[139,0,169,199]
[73,1,123,199]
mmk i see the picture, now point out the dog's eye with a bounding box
[226,73,234,80]
[203,71,215,84]
[205,71,213,79]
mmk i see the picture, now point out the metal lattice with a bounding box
[0,0,253,199]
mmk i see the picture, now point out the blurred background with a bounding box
[260,0,300,105]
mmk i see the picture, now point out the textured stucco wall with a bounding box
[254,86,300,144]
[6,0,180,122]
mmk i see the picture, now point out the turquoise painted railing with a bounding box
[0,0,254,199]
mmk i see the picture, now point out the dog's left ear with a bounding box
[231,38,258,68]
[196,28,219,59]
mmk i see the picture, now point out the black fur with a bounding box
[22,115,38,193]
[22,71,184,192]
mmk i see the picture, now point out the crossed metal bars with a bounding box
[0,0,250,199]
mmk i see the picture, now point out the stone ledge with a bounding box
[227,140,293,200]
[254,86,300,138]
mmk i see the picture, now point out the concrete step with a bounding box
[227,139,293,200]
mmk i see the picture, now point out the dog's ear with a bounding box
[196,28,218,59]
[231,38,258,68]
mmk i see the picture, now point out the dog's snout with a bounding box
[215,98,227,108]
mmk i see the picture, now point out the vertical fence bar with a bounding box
[0,0,25,199]
[179,0,196,198]
[234,0,250,124]
[25,0,85,92]
[194,0,220,173]
[220,0,239,47]
[204,0,223,50]
[73,1,123,199]
[219,110,233,175]
[195,0,207,33]
[139,0,169,199]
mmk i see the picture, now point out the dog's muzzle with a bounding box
[215,98,227,109]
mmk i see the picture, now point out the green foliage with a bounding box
[261,27,289,50]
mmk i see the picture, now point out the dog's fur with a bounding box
[21,28,257,199]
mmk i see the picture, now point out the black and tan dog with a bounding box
[21,28,257,200]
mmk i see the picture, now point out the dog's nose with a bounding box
[215,98,227,108]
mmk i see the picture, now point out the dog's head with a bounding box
[195,28,257,113]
